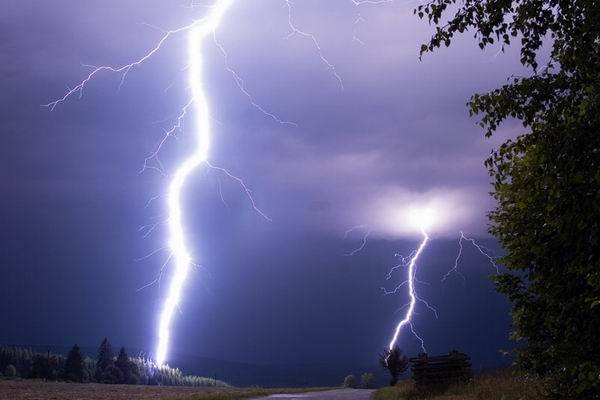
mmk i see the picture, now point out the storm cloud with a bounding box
[1,0,523,368]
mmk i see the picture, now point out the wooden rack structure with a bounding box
[409,350,473,391]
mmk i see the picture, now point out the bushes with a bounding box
[343,374,357,388]
[0,346,34,377]
[343,372,375,389]
[98,365,123,384]
[5,364,17,378]
[30,353,63,380]
[361,372,375,389]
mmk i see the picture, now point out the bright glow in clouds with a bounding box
[369,189,479,237]
[408,208,435,232]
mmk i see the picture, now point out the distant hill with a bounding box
[169,353,388,388]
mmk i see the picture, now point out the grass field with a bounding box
[373,372,547,400]
[0,379,331,400]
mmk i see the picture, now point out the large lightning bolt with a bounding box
[45,0,399,367]
[44,0,238,366]
[155,0,235,366]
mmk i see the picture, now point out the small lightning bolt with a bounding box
[442,231,500,284]
[343,225,372,256]
[386,228,432,353]
[342,214,501,358]
[341,218,438,354]
[284,0,344,89]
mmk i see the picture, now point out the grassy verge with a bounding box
[176,387,334,400]
[373,372,547,400]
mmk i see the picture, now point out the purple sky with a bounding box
[1,0,526,369]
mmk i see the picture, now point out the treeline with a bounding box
[0,339,228,387]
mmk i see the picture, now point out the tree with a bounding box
[343,374,357,388]
[0,346,35,378]
[96,338,113,370]
[30,354,50,379]
[115,347,130,384]
[64,344,84,382]
[361,372,375,389]
[416,1,600,398]
[115,347,139,384]
[126,362,140,385]
[29,353,62,380]
[379,348,408,386]
[95,338,113,381]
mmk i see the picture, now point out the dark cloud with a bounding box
[1,0,522,369]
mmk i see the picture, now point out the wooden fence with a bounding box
[409,350,473,391]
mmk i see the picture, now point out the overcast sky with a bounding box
[1,0,527,368]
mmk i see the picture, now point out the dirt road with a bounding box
[251,389,375,400]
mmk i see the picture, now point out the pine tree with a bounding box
[65,344,84,382]
[115,347,130,384]
[96,338,113,381]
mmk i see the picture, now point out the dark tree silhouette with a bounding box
[379,348,408,386]
[30,352,61,380]
[102,365,123,384]
[30,354,49,379]
[2,344,216,387]
[95,338,113,382]
[115,347,139,384]
[64,344,84,382]
[115,347,130,383]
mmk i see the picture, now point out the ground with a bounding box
[0,380,372,400]
[0,380,225,400]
